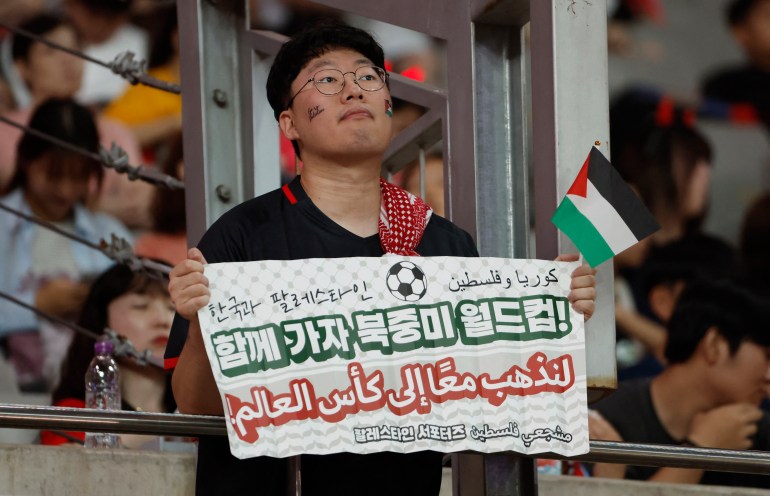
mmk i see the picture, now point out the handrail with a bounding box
[2,404,770,476]
[561,441,770,475]
[0,404,225,437]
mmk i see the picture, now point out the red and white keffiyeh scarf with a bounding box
[378,178,433,256]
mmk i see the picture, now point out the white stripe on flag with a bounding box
[567,180,638,254]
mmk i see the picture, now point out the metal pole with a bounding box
[555,440,770,475]
[0,404,225,437]
[530,0,617,401]
[178,0,249,244]
[3,405,770,476]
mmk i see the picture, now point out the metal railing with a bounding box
[2,404,770,476]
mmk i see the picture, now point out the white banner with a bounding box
[199,256,588,459]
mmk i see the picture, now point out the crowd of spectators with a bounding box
[0,0,444,448]
[0,1,768,492]
[588,0,770,489]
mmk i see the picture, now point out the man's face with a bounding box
[279,48,393,163]
[734,0,770,69]
[25,154,91,222]
[713,338,770,406]
[16,25,84,101]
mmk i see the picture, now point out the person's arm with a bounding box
[615,403,762,484]
[171,317,223,415]
[589,410,704,483]
[614,305,667,362]
[588,410,627,479]
[35,278,90,319]
[168,248,223,415]
[687,403,762,451]
[129,114,182,148]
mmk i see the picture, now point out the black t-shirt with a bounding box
[166,176,479,496]
[594,378,770,487]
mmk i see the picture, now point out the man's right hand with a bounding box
[168,248,210,321]
[688,403,763,450]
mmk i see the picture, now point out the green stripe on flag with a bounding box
[552,196,615,267]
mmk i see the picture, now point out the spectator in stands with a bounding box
[605,0,667,60]
[103,5,181,154]
[609,90,719,379]
[615,233,738,380]
[63,0,149,108]
[0,14,153,229]
[165,23,597,496]
[701,0,770,131]
[0,14,84,189]
[0,98,132,391]
[134,133,187,266]
[43,263,176,448]
[610,90,713,246]
[590,278,770,488]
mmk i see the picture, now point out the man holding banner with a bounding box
[166,23,597,496]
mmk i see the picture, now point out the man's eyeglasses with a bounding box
[286,66,388,108]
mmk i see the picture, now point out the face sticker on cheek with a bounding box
[308,105,325,122]
[385,99,393,118]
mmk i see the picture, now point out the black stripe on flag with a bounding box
[585,146,660,240]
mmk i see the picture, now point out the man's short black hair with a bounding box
[640,233,738,298]
[266,22,386,121]
[665,278,770,364]
[9,98,102,193]
[727,0,766,26]
[12,14,67,62]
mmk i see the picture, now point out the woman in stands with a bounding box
[42,263,176,448]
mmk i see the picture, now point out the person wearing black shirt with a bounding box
[591,279,770,487]
[166,23,597,495]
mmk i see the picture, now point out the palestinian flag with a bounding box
[551,146,659,267]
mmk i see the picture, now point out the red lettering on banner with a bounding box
[225,352,576,444]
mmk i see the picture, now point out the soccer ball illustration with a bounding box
[386,261,428,301]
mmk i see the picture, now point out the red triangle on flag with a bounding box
[567,153,590,198]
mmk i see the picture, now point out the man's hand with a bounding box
[588,409,623,442]
[556,254,597,321]
[169,248,223,415]
[688,403,763,450]
[168,248,210,321]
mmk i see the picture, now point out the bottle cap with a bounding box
[94,339,114,355]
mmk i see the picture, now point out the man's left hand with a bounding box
[556,253,597,321]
